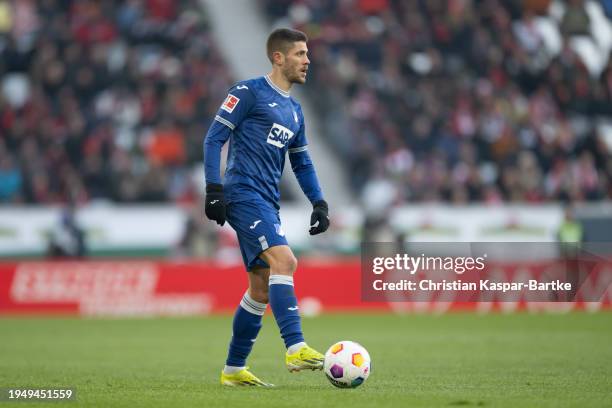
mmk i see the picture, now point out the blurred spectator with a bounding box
[558,205,584,245]
[523,0,552,15]
[47,206,87,258]
[602,0,612,19]
[174,204,219,258]
[560,0,591,37]
[0,152,22,202]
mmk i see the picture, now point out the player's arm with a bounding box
[204,121,231,186]
[203,121,231,225]
[289,117,329,235]
[289,147,323,203]
[203,84,256,225]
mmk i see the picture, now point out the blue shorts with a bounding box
[226,199,289,271]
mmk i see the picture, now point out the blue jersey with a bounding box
[205,75,323,209]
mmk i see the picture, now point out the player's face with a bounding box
[282,41,310,84]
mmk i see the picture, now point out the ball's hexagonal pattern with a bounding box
[351,377,365,387]
[352,353,364,367]
[330,364,344,379]
[330,343,343,354]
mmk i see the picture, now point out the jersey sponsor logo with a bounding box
[267,123,294,148]
[287,306,299,311]
[221,94,240,113]
[236,85,248,90]
[249,220,261,229]
[268,102,278,107]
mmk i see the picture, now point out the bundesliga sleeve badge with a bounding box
[221,94,240,113]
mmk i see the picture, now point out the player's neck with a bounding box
[267,71,292,93]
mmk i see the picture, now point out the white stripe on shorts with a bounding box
[258,235,269,251]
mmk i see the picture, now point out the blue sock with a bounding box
[225,291,267,367]
[269,275,304,349]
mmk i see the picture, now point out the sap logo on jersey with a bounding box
[267,123,294,148]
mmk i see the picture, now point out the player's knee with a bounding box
[262,246,298,275]
[278,253,297,275]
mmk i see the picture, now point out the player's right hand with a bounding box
[204,183,226,226]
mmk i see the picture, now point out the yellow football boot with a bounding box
[220,367,274,387]
[285,345,325,372]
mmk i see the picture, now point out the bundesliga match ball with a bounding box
[323,341,371,388]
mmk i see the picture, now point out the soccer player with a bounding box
[203,28,330,387]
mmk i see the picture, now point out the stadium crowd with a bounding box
[1,0,611,207]
[0,0,233,204]
[261,0,612,205]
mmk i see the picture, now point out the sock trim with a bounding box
[269,274,294,286]
[244,291,267,309]
[240,292,267,316]
[287,341,307,354]
[223,365,246,374]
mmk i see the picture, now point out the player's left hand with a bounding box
[309,200,329,235]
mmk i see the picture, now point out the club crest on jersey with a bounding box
[221,94,240,113]
[267,123,294,148]
[274,223,285,237]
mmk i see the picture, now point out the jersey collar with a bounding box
[264,75,291,98]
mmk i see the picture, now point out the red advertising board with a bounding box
[0,259,609,316]
[0,259,384,316]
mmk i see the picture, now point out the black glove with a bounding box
[309,200,329,235]
[204,183,226,226]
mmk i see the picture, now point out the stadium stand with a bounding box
[0,0,233,204]
[260,0,612,205]
[1,0,611,207]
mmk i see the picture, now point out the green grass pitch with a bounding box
[1,312,611,407]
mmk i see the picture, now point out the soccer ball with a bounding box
[323,340,371,388]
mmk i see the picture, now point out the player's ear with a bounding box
[272,50,285,66]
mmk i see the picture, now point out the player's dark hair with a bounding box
[266,28,308,63]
